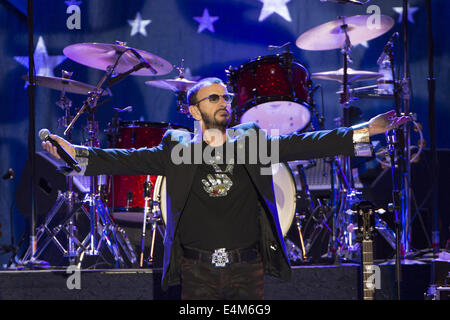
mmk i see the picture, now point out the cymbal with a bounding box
[312,68,382,83]
[63,43,173,76]
[296,15,394,51]
[23,75,111,96]
[145,77,197,92]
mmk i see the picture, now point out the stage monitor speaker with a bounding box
[16,151,89,217]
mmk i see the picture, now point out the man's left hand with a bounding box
[368,110,411,136]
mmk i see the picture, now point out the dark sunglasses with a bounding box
[196,93,234,105]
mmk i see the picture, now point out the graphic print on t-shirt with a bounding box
[201,159,234,197]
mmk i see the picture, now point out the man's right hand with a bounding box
[41,134,76,160]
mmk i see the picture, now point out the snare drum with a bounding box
[228,54,312,135]
[106,121,188,222]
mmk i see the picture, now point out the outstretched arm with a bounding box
[41,133,170,176]
[366,110,411,136]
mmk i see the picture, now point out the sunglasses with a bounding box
[195,93,234,105]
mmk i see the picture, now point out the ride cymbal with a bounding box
[63,42,173,76]
[296,15,395,51]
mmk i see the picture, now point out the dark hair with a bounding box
[187,77,225,106]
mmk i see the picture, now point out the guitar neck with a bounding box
[362,239,374,300]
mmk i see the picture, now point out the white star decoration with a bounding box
[128,12,151,37]
[258,0,292,22]
[14,36,66,77]
[393,6,419,24]
[193,8,219,33]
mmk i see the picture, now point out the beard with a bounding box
[199,108,230,131]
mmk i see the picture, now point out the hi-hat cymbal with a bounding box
[312,68,382,83]
[22,75,111,96]
[145,77,197,92]
[63,43,173,76]
[296,15,395,51]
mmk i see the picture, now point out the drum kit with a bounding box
[19,14,420,268]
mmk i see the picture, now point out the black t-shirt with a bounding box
[178,141,259,250]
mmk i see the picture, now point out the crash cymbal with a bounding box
[312,68,382,83]
[22,75,111,96]
[296,15,394,51]
[63,42,173,76]
[145,77,197,92]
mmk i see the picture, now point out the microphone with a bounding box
[377,32,399,65]
[129,48,157,74]
[320,0,364,5]
[106,61,149,87]
[39,129,82,172]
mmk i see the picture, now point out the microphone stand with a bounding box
[400,0,413,257]
[386,23,403,301]
[424,0,439,297]
[424,0,438,254]
[24,0,48,268]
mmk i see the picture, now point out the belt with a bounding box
[183,245,259,268]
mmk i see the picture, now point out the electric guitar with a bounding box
[355,200,376,300]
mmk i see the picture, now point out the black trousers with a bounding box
[180,254,264,300]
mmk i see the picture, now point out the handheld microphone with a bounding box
[320,0,364,5]
[377,32,399,65]
[39,129,81,172]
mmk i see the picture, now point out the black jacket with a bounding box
[82,122,356,290]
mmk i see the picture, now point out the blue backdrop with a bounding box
[0,0,448,266]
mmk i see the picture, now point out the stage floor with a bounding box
[0,262,432,300]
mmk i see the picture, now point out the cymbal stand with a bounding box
[145,178,165,267]
[294,163,314,261]
[338,16,354,185]
[174,60,192,117]
[330,17,372,262]
[77,104,136,267]
[19,71,91,266]
[57,70,78,261]
[139,177,153,267]
[64,59,137,267]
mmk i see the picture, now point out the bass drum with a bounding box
[228,54,312,136]
[155,163,296,237]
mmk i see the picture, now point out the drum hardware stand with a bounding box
[174,60,193,117]
[76,105,136,267]
[325,16,367,263]
[289,163,315,262]
[140,177,165,268]
[307,81,324,131]
[57,70,79,262]
[279,43,296,100]
[19,71,91,266]
[303,200,336,259]
[139,177,153,267]
[62,58,138,268]
[293,213,307,261]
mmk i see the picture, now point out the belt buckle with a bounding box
[211,248,229,268]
